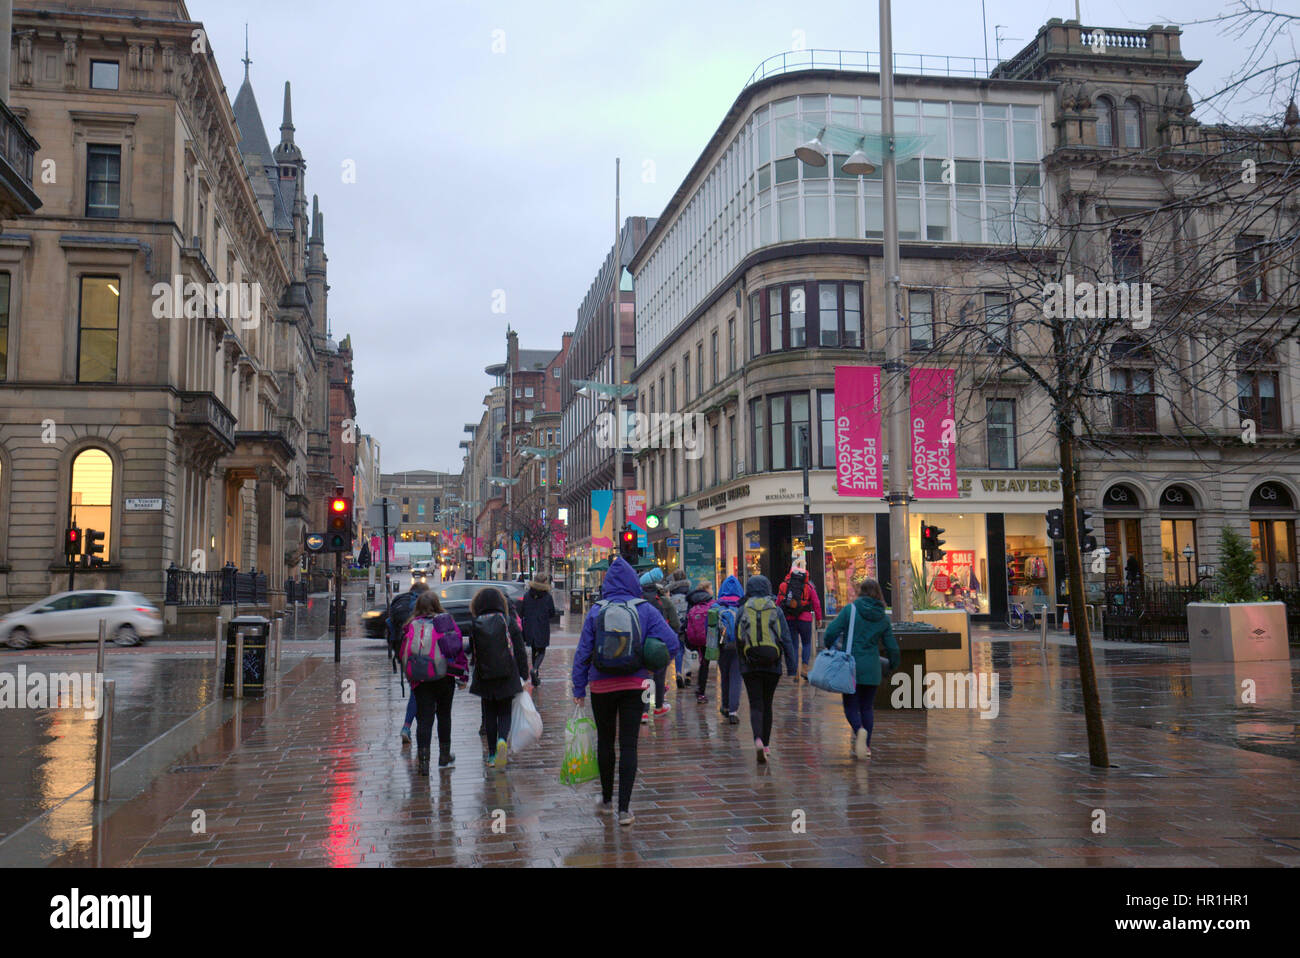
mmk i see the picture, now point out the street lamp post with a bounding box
[1182,544,1194,587]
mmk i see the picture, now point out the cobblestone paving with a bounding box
[22,631,1300,867]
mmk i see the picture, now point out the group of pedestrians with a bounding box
[387,554,901,825]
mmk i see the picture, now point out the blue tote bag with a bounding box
[809,602,858,695]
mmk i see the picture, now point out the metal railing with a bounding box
[165,563,268,607]
[1100,576,1300,644]
[0,98,38,186]
[744,49,1000,89]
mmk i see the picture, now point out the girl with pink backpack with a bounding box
[399,591,467,775]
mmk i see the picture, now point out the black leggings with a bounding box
[591,688,643,812]
[412,677,454,755]
[742,671,781,746]
[481,697,512,751]
[531,647,546,672]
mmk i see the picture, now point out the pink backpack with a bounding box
[401,613,463,684]
[685,602,710,649]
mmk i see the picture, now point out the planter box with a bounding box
[914,608,972,672]
[1187,602,1290,662]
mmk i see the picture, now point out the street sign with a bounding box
[305,533,325,552]
[125,498,164,511]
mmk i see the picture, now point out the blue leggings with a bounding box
[841,684,878,743]
[404,690,417,727]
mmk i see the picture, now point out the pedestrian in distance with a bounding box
[639,566,680,723]
[821,578,900,759]
[521,572,556,688]
[737,574,797,763]
[777,562,824,681]
[703,575,745,723]
[667,569,692,686]
[683,580,714,703]
[468,586,530,768]
[389,580,430,746]
[398,591,467,774]
[572,557,681,826]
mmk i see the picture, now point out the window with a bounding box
[86,145,121,218]
[818,390,835,468]
[649,383,655,418]
[1111,229,1142,283]
[515,387,522,398]
[750,398,766,472]
[1161,519,1197,585]
[658,376,665,414]
[843,284,862,348]
[696,343,704,396]
[70,449,113,559]
[1096,96,1115,147]
[524,386,534,398]
[553,367,560,377]
[987,399,1016,469]
[728,414,737,479]
[768,288,784,352]
[1236,235,1266,301]
[90,61,119,90]
[669,366,677,413]
[789,288,806,348]
[711,330,719,383]
[682,352,690,402]
[909,289,934,350]
[0,273,9,381]
[984,292,1010,352]
[749,292,761,359]
[1110,338,1156,431]
[1237,343,1281,432]
[524,409,534,422]
[728,317,736,373]
[402,497,410,505]
[711,423,720,488]
[1122,99,1142,148]
[818,283,839,347]
[78,277,120,382]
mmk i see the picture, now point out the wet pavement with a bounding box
[1,621,1296,867]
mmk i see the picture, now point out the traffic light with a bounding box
[619,525,639,563]
[65,526,81,561]
[920,523,946,563]
[84,529,105,567]
[1077,506,1096,554]
[645,512,663,531]
[327,494,353,552]
[1046,508,1065,540]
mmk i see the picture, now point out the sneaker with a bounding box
[641,712,650,724]
[438,753,456,768]
[400,725,411,746]
[619,810,635,826]
[494,739,508,768]
[531,670,540,688]
[854,728,869,760]
[755,738,766,763]
[863,744,872,757]
[696,694,707,704]
[654,704,671,717]
[727,712,739,725]
[594,797,613,816]
[764,745,772,760]
[485,753,496,766]
[675,674,685,690]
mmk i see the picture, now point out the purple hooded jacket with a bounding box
[572,557,682,698]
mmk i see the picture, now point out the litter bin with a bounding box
[223,615,270,695]
[328,598,348,626]
[570,589,584,614]
[366,585,376,601]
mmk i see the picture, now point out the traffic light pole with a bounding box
[382,497,391,608]
[334,549,342,663]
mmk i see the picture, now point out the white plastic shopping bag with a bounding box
[509,689,543,752]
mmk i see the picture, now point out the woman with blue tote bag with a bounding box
[816,578,900,759]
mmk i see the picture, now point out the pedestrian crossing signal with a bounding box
[84,529,105,567]
[619,525,638,563]
[327,495,353,552]
[920,523,946,562]
[65,527,81,561]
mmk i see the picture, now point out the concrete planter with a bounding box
[1186,602,1290,662]
[914,608,972,671]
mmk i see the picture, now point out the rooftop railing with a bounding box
[744,49,1001,89]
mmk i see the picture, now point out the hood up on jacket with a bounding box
[602,557,642,602]
[717,575,744,604]
[744,574,774,598]
[854,594,889,621]
[686,587,713,606]
[639,567,664,587]
[470,585,509,617]
[528,573,551,592]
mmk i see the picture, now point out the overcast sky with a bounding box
[199,0,1270,474]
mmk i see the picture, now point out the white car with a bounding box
[0,591,163,648]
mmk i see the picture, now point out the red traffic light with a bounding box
[67,529,79,542]
[621,529,636,544]
[330,498,347,513]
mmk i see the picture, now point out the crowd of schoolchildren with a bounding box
[387,556,900,826]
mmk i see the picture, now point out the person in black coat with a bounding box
[469,586,530,767]
[521,572,556,687]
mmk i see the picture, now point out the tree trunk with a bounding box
[1058,418,1110,768]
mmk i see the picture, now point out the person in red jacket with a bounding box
[777,562,824,681]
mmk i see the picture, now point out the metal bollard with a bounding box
[233,629,245,700]
[96,618,106,675]
[274,615,282,674]
[1039,605,1049,650]
[93,679,115,803]
[214,615,223,666]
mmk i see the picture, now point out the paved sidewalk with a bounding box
[23,634,1300,867]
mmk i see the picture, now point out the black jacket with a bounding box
[468,586,529,700]
[386,590,419,648]
[520,586,556,649]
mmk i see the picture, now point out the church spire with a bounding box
[311,194,324,243]
[280,81,295,144]
[242,24,251,81]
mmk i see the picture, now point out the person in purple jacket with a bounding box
[572,557,681,826]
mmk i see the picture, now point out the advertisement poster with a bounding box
[833,365,883,498]
[682,529,717,594]
[590,490,614,550]
[551,520,566,559]
[910,367,958,498]
[626,489,648,548]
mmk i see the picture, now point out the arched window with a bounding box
[1122,99,1142,148]
[1095,96,1115,147]
[1237,342,1281,432]
[1110,337,1155,431]
[70,449,114,559]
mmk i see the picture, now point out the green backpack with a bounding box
[738,596,783,666]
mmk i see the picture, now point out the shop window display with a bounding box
[1003,514,1055,614]
[823,514,877,616]
[911,513,990,614]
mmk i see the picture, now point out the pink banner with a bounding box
[833,365,883,498]
[910,368,957,499]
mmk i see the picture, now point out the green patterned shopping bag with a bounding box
[560,706,599,786]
